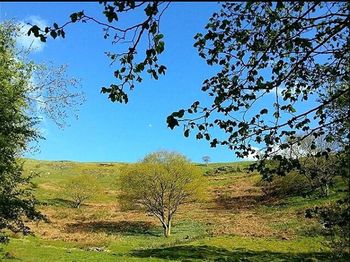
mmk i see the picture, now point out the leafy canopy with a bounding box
[168,2,349,161]
[0,22,43,243]
[64,174,101,208]
[28,1,169,104]
[119,151,205,237]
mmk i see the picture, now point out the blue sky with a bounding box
[2,2,253,163]
[1,2,320,163]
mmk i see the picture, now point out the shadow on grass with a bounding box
[214,194,273,210]
[66,220,159,236]
[41,198,77,208]
[132,245,349,261]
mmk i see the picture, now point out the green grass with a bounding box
[1,237,138,262]
[1,158,348,261]
[3,235,348,262]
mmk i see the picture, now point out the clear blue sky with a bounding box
[1,2,318,163]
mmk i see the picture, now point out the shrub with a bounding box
[306,196,350,255]
[258,171,312,198]
[64,175,101,208]
[204,165,241,176]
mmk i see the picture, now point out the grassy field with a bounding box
[0,159,348,261]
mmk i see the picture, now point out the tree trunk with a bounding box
[163,225,171,237]
[163,218,172,237]
[163,224,168,237]
[74,199,81,209]
[155,213,172,237]
[166,220,171,237]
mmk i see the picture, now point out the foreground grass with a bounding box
[2,235,347,262]
[1,159,348,261]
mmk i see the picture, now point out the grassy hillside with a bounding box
[0,159,348,261]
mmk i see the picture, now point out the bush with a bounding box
[204,165,244,176]
[64,174,101,208]
[258,171,312,197]
[306,196,350,255]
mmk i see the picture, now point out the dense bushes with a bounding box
[306,196,350,254]
[204,165,244,176]
[257,151,347,198]
[258,172,312,198]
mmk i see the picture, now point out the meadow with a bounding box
[0,159,348,261]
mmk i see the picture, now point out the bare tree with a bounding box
[202,155,211,166]
[26,62,85,128]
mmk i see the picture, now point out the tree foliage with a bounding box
[259,171,311,198]
[284,135,343,196]
[306,196,350,254]
[0,22,44,243]
[119,151,205,237]
[28,1,169,104]
[0,21,84,242]
[64,175,101,209]
[166,2,349,173]
[202,155,211,165]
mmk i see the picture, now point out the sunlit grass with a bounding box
[1,158,348,261]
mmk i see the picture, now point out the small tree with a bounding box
[284,135,342,196]
[119,151,205,237]
[202,155,211,166]
[65,175,100,208]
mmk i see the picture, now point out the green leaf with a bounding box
[196,133,203,139]
[154,34,164,41]
[184,129,190,137]
[150,22,158,34]
[145,4,156,16]
[70,13,78,23]
[177,109,185,118]
[156,41,165,54]
[152,70,158,80]
[158,65,166,75]
[167,116,179,129]
[260,108,268,114]
[50,30,57,39]
[28,25,40,37]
